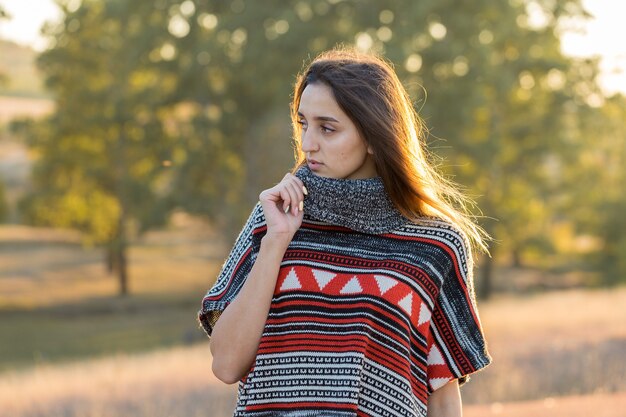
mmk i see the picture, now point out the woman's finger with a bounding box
[278,174,301,215]
[263,173,306,216]
[285,180,304,214]
[290,176,307,197]
[283,180,301,216]
[278,187,292,213]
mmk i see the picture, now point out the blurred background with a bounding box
[0,1,625,416]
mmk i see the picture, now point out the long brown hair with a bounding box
[291,48,489,254]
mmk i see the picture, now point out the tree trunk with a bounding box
[511,247,523,268]
[105,246,115,274]
[108,237,129,296]
[108,209,130,296]
[116,242,128,296]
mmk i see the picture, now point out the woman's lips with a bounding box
[307,159,322,170]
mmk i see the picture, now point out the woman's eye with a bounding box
[321,125,334,133]
[297,119,307,129]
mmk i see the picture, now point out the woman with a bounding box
[199,48,491,417]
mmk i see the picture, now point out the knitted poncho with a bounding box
[199,166,491,417]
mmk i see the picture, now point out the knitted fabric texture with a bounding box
[199,171,491,417]
[294,166,407,234]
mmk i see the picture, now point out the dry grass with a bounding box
[0,220,224,310]
[1,223,624,415]
[0,221,226,371]
[0,345,237,417]
[461,287,626,404]
[0,285,623,416]
[480,287,626,350]
[465,392,626,417]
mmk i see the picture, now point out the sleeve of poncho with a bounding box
[198,203,265,337]
[426,228,491,392]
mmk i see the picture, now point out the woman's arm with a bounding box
[427,379,462,417]
[210,235,291,383]
[209,173,306,384]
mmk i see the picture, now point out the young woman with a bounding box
[199,48,491,417]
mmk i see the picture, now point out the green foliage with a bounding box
[165,0,362,233]
[568,95,626,284]
[20,183,120,244]
[21,0,184,293]
[170,0,594,253]
[16,0,625,292]
[386,1,589,257]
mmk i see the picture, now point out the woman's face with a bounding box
[297,83,377,180]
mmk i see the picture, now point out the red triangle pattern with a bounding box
[275,265,432,328]
[425,330,455,391]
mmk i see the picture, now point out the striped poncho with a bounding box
[199,167,491,417]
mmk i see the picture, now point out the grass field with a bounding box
[0,223,624,416]
[464,287,626,403]
[0,218,225,371]
[0,287,624,417]
[465,392,626,417]
[1,339,624,417]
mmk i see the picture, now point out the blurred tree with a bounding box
[20,0,184,295]
[168,0,595,297]
[17,0,609,297]
[368,0,592,297]
[167,0,364,236]
[568,93,626,285]
[389,0,588,296]
[594,96,626,285]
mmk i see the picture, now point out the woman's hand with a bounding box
[259,172,307,240]
[210,173,307,383]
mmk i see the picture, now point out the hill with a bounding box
[0,39,48,98]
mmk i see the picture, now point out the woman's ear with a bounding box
[367,145,374,155]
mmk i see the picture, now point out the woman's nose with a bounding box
[300,129,319,153]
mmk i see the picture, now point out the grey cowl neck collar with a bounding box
[295,166,407,234]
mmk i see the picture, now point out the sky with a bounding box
[0,0,624,95]
[559,0,626,95]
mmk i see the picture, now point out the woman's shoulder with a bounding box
[399,215,471,256]
[403,215,465,236]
